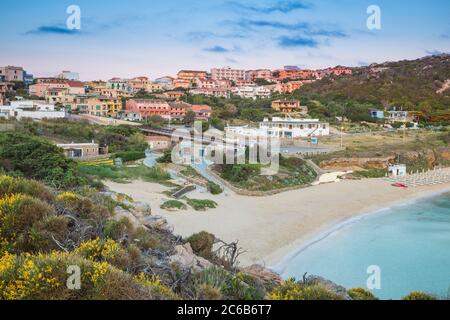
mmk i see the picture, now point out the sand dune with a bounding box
[105,179,450,267]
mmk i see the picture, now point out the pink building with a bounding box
[126,99,172,119]
[245,69,273,82]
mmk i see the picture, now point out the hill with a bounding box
[298,54,450,122]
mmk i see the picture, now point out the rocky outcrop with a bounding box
[168,243,213,272]
[401,150,437,167]
[320,156,396,171]
[141,215,172,232]
[240,265,283,287]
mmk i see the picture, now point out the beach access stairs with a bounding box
[172,185,196,199]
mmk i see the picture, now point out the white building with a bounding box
[388,164,407,177]
[1,100,66,120]
[211,67,245,81]
[231,86,271,99]
[260,117,330,138]
[57,71,80,81]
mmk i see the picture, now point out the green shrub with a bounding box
[0,132,85,189]
[207,181,223,195]
[186,198,217,211]
[186,231,215,258]
[0,193,68,254]
[115,151,145,162]
[402,291,437,300]
[160,200,186,210]
[348,288,378,300]
[0,175,54,202]
[268,278,345,300]
[56,192,110,221]
[157,150,172,163]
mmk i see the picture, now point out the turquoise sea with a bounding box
[275,191,450,300]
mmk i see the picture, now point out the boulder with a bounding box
[240,265,283,287]
[113,207,142,229]
[141,215,172,232]
[168,243,213,272]
[131,202,152,217]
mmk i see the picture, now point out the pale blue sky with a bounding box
[1,0,449,80]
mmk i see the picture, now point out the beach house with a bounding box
[57,141,108,159]
[260,117,330,138]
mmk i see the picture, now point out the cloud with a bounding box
[227,0,312,14]
[204,46,230,53]
[425,49,449,56]
[25,25,81,35]
[234,19,347,38]
[278,36,319,48]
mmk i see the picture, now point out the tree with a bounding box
[183,110,196,125]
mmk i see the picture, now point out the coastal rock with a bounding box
[240,265,283,287]
[113,206,142,229]
[141,215,172,232]
[131,202,152,217]
[305,275,352,300]
[168,243,213,272]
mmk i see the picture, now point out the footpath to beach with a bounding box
[105,178,450,267]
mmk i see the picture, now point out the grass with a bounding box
[79,164,174,186]
[160,200,187,210]
[352,169,387,178]
[185,198,218,211]
[207,181,223,195]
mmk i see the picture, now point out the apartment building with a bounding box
[190,88,230,98]
[211,67,245,81]
[260,117,330,138]
[245,69,273,82]
[271,100,303,113]
[177,70,208,81]
[0,66,24,82]
[273,69,318,80]
[231,86,271,99]
[57,71,80,81]
[126,99,211,120]
[107,78,133,93]
[129,76,150,93]
[29,79,85,97]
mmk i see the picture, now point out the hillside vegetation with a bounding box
[298,54,450,122]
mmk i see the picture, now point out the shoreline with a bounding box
[270,185,450,274]
[104,178,450,268]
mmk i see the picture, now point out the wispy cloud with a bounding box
[278,36,319,48]
[227,0,312,14]
[425,49,449,56]
[203,45,230,53]
[25,25,82,35]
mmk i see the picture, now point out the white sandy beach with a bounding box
[105,179,450,267]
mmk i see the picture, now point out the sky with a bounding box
[1,0,449,80]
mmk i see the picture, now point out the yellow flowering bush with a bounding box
[0,175,54,202]
[268,278,344,300]
[0,251,175,300]
[0,194,67,254]
[136,272,179,300]
[75,238,134,271]
[56,192,110,220]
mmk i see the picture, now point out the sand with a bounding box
[104,179,450,267]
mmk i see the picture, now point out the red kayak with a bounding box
[392,182,408,188]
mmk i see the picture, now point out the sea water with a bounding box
[275,192,450,300]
